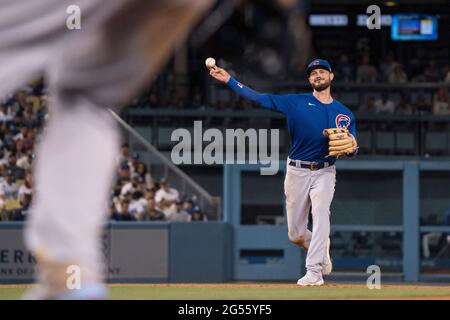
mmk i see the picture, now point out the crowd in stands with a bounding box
[334,52,450,85]
[358,88,450,116]
[109,143,207,222]
[0,80,45,221]
[128,52,450,115]
[0,82,207,222]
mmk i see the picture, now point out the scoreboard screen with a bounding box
[391,14,438,41]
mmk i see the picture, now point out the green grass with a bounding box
[1,284,450,300]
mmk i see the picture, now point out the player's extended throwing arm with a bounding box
[208,62,288,113]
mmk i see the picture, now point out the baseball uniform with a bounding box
[226,67,357,282]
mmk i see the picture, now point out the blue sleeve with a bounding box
[346,112,358,158]
[227,77,290,113]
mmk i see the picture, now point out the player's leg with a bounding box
[297,165,336,286]
[284,164,312,250]
[24,100,119,299]
[0,0,107,299]
[306,165,336,275]
[23,0,213,299]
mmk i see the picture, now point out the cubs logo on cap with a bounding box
[307,59,332,76]
[335,114,350,128]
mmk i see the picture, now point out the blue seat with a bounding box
[396,132,415,154]
[376,132,395,153]
[357,131,372,152]
[425,132,448,155]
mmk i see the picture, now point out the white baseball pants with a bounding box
[284,160,336,275]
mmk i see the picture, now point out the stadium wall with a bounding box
[0,222,233,284]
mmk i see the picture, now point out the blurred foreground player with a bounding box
[0,0,212,299]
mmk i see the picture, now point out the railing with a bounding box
[124,108,450,157]
[109,110,221,221]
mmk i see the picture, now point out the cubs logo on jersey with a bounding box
[335,114,350,128]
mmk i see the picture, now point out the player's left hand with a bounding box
[323,128,358,158]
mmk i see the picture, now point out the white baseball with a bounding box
[205,57,216,69]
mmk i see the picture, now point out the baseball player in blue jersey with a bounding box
[209,58,358,286]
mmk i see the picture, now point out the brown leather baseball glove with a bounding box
[323,128,358,158]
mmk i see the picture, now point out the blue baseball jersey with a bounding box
[227,77,357,163]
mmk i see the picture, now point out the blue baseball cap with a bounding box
[307,59,332,76]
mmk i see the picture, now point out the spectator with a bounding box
[396,95,414,115]
[143,198,165,221]
[120,175,138,197]
[374,93,395,114]
[0,170,19,202]
[433,209,450,255]
[388,63,408,83]
[117,143,131,166]
[445,69,450,83]
[117,199,135,221]
[2,127,16,150]
[190,206,206,222]
[145,189,155,201]
[422,212,449,258]
[23,104,37,127]
[421,214,441,258]
[109,202,121,221]
[110,185,122,213]
[6,153,25,180]
[135,162,154,190]
[0,105,14,122]
[0,147,8,167]
[356,55,378,83]
[432,87,450,115]
[154,178,180,209]
[18,171,32,203]
[129,152,140,177]
[6,91,25,115]
[19,129,36,152]
[179,198,194,215]
[117,161,131,181]
[334,53,353,82]
[165,199,190,221]
[12,193,32,221]
[128,190,147,220]
[16,149,33,171]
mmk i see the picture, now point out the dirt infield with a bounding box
[1,282,450,300]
